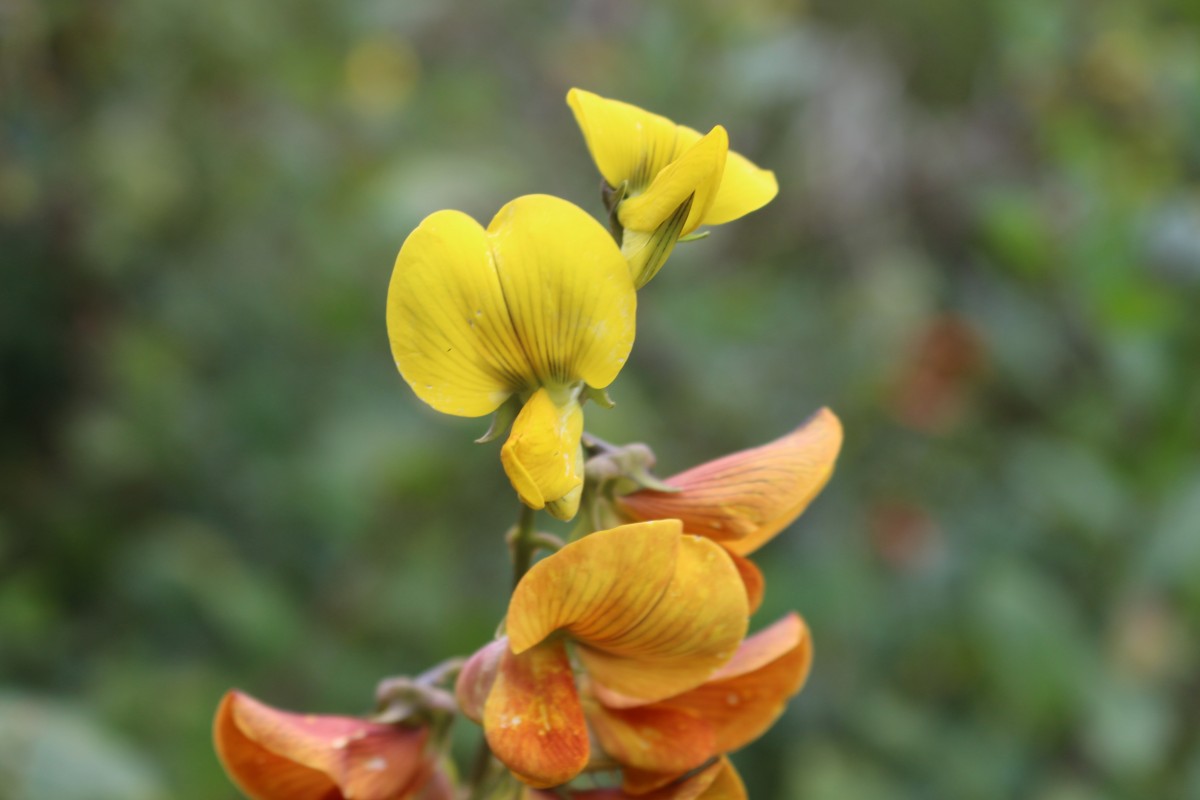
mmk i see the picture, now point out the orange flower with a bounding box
[456,520,750,789]
[614,409,842,611]
[586,614,812,795]
[214,690,448,800]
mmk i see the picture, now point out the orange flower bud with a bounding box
[213,690,438,800]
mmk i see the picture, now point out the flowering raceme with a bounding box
[387,194,636,520]
[217,89,839,800]
[567,89,779,288]
[614,409,843,611]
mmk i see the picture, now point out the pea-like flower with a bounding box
[567,88,779,288]
[614,409,843,611]
[585,613,812,795]
[455,520,750,789]
[214,690,450,800]
[387,194,636,520]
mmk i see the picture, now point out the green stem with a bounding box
[509,503,539,588]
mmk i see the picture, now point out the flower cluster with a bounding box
[215,90,841,800]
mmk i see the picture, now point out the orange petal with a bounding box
[484,640,589,788]
[507,521,748,707]
[214,691,430,800]
[657,614,813,753]
[726,550,764,616]
[615,409,843,555]
[584,695,715,774]
[455,638,508,724]
[620,757,746,799]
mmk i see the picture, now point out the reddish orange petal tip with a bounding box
[456,638,508,723]
[616,408,843,556]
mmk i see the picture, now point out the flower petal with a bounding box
[455,639,507,724]
[584,695,715,774]
[618,126,728,236]
[726,550,765,616]
[387,210,531,417]
[567,89,682,191]
[656,613,812,753]
[702,149,778,227]
[214,691,431,800]
[620,757,746,799]
[484,640,590,788]
[501,389,584,515]
[615,408,843,555]
[507,521,748,707]
[620,198,692,290]
[486,194,636,391]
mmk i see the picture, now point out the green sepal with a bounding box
[475,395,521,443]
[583,385,615,409]
[622,193,694,289]
[628,467,681,493]
[677,230,710,243]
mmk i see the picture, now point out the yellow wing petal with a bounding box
[486,194,636,390]
[567,88,682,190]
[387,210,532,417]
[618,126,728,236]
[500,389,584,515]
[703,148,778,226]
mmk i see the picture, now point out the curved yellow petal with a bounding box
[618,126,728,236]
[501,389,584,515]
[567,88,681,190]
[484,640,589,789]
[507,521,748,706]
[702,149,778,227]
[486,194,636,390]
[616,408,843,555]
[387,210,532,417]
[657,613,813,754]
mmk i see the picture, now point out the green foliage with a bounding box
[3,0,1199,797]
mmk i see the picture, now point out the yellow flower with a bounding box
[455,521,750,788]
[567,88,779,288]
[614,408,843,612]
[387,194,636,520]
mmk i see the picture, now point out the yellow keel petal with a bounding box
[500,389,584,513]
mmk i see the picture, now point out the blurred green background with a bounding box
[4,0,1200,797]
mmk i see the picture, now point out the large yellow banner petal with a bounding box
[486,195,636,391]
[387,210,531,417]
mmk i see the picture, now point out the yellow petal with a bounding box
[545,435,586,521]
[615,408,843,555]
[214,691,431,800]
[507,520,749,707]
[656,613,813,753]
[702,149,778,227]
[566,88,682,191]
[618,126,728,236]
[484,640,589,789]
[387,210,531,417]
[486,194,636,390]
[500,389,584,514]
